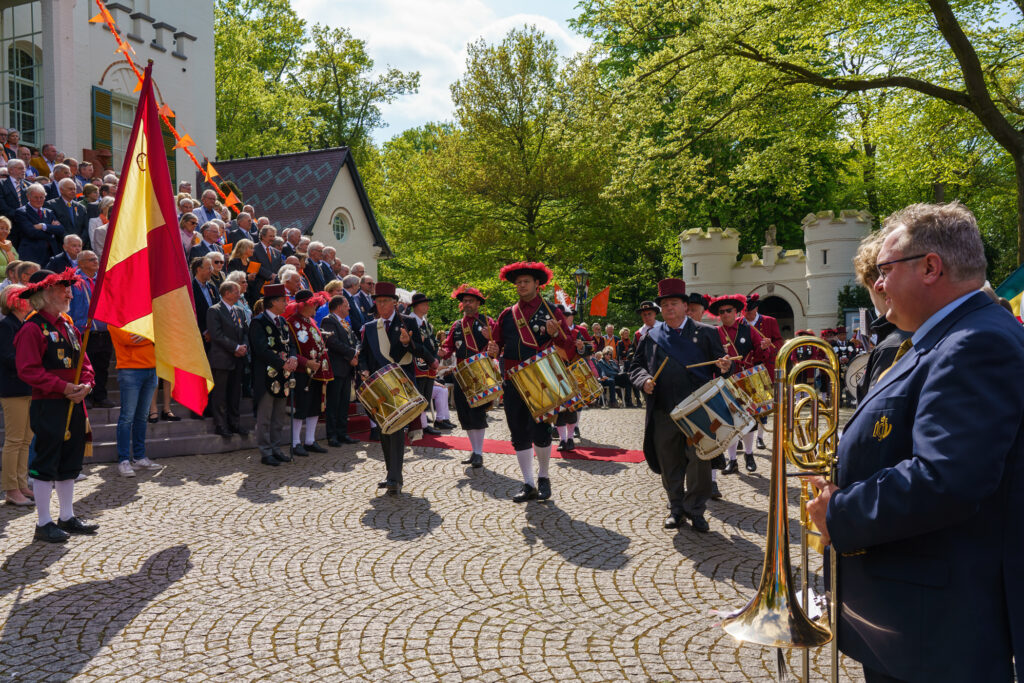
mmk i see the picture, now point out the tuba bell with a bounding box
[720,336,841,682]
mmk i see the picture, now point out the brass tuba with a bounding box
[720,336,841,682]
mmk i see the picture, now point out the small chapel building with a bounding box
[200,147,393,278]
[679,210,873,336]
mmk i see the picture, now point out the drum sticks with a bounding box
[686,355,743,369]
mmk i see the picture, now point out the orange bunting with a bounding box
[173,134,196,150]
[132,78,143,92]
[205,162,219,179]
[158,103,175,119]
[89,12,106,23]
[223,191,240,207]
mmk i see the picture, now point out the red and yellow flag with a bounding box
[89,63,213,414]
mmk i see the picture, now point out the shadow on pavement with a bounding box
[0,544,191,680]
[361,494,442,541]
[522,501,630,571]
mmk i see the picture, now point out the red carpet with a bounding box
[346,415,645,463]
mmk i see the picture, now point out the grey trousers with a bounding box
[652,409,711,518]
[255,392,288,456]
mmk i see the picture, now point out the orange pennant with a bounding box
[173,134,196,150]
[158,103,175,119]
[223,191,240,208]
[205,162,219,179]
[132,77,143,92]
[89,12,106,23]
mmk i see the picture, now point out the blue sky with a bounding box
[290,0,591,144]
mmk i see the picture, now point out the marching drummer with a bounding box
[743,293,783,449]
[358,281,428,494]
[709,294,770,475]
[554,304,594,452]
[285,290,331,456]
[440,284,497,468]
[486,261,574,503]
[628,278,731,532]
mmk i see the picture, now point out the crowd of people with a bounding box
[0,140,1020,679]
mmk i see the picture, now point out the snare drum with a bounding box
[507,347,581,422]
[670,377,755,460]
[567,357,602,406]
[453,352,504,408]
[356,364,427,434]
[731,364,775,416]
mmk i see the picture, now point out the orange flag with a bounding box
[223,191,240,207]
[89,63,213,414]
[158,103,175,119]
[589,286,611,317]
[205,161,219,179]
[173,133,196,150]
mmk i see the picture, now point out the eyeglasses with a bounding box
[211,260,224,265]
[875,254,927,282]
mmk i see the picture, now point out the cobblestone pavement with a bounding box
[0,406,864,682]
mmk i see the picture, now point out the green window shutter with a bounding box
[91,86,112,151]
[160,116,177,187]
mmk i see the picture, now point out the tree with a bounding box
[575,0,1024,265]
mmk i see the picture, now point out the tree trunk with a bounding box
[1016,156,1024,266]
[863,141,880,220]
[933,182,946,203]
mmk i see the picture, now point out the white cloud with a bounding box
[290,0,591,143]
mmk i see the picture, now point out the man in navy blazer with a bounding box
[807,202,1024,682]
[12,183,64,265]
[44,178,90,251]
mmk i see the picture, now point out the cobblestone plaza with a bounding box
[0,408,864,681]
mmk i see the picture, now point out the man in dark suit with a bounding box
[321,295,360,446]
[358,281,429,493]
[206,281,249,438]
[225,211,256,247]
[44,234,82,272]
[0,159,30,222]
[807,202,1024,682]
[44,178,90,250]
[355,274,376,320]
[42,164,71,202]
[320,246,339,284]
[191,256,219,344]
[280,228,301,259]
[341,275,365,331]
[12,183,64,265]
[303,241,327,292]
[251,225,281,297]
[188,222,223,263]
[628,278,731,532]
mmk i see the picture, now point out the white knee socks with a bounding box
[292,419,302,447]
[55,479,75,521]
[304,416,318,444]
[557,425,571,442]
[467,429,485,454]
[729,432,758,461]
[516,448,535,487]
[535,445,551,479]
[33,479,53,526]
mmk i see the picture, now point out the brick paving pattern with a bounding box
[0,406,864,681]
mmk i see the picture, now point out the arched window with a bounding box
[7,46,39,144]
[331,210,350,243]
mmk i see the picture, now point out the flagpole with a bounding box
[64,325,93,440]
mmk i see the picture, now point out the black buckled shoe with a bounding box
[744,453,757,472]
[57,517,98,535]
[723,459,739,475]
[327,438,343,447]
[377,480,389,489]
[664,515,681,530]
[423,426,442,436]
[304,441,328,454]
[756,437,767,450]
[564,439,576,451]
[556,440,567,452]
[710,482,723,500]
[573,426,580,438]
[291,444,309,457]
[537,477,551,500]
[273,451,292,463]
[34,522,69,543]
[512,484,538,503]
[340,436,360,444]
[461,453,483,468]
[710,454,727,471]
[685,512,710,533]
[385,480,401,494]
[261,455,281,466]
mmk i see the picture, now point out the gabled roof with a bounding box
[198,147,392,258]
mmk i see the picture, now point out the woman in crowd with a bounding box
[88,196,115,262]
[227,239,255,280]
[179,212,199,253]
[225,270,253,325]
[81,184,99,206]
[0,217,17,279]
[595,347,622,408]
[110,326,162,477]
[0,285,34,505]
[0,260,21,296]
[615,326,642,408]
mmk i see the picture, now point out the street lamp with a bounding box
[572,265,590,319]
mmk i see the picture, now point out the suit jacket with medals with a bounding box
[249,311,304,398]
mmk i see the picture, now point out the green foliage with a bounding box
[837,284,873,324]
[213,0,419,163]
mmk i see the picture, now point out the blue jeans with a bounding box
[116,368,158,462]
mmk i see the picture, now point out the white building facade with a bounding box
[0,0,214,185]
[680,210,873,336]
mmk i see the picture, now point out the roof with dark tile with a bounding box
[197,147,392,258]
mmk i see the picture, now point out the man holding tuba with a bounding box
[807,202,1024,682]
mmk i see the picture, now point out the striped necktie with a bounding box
[878,339,913,380]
